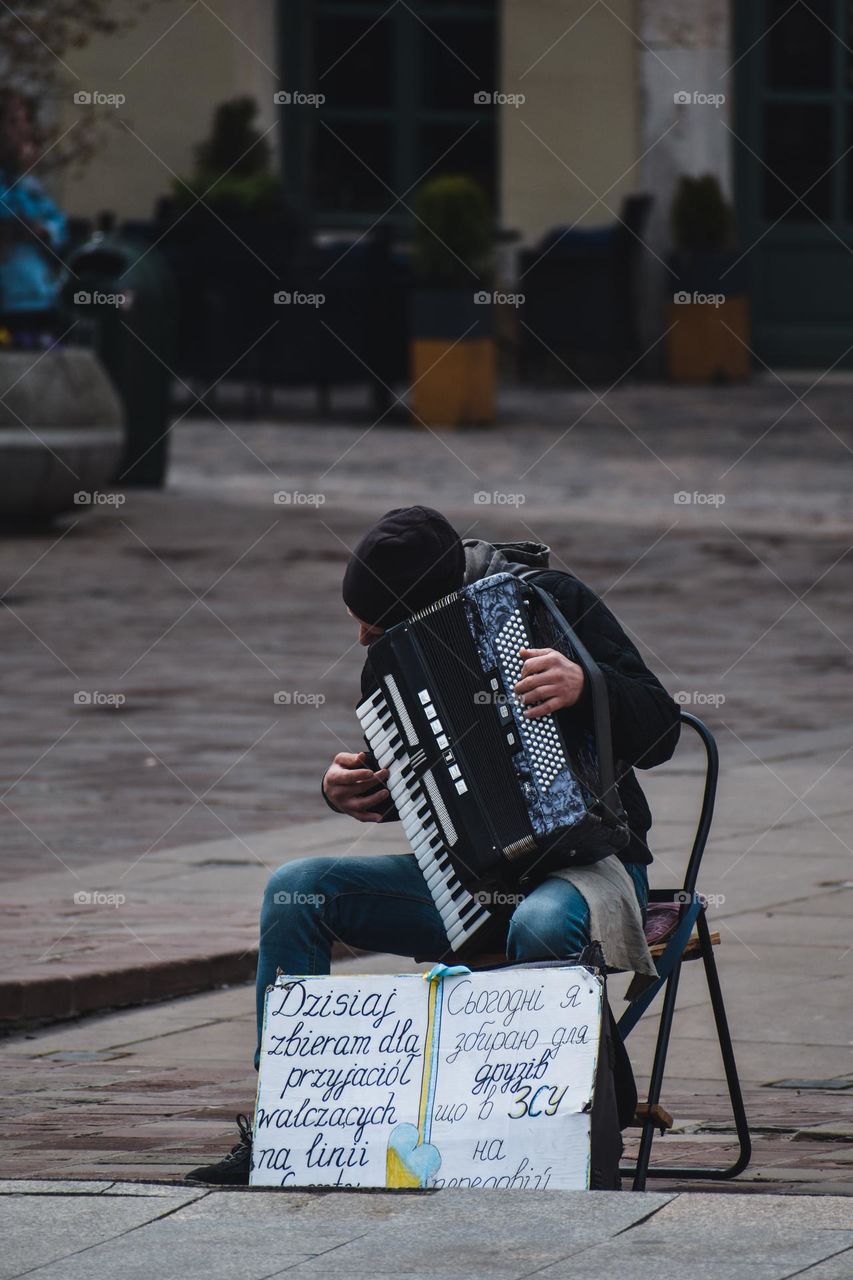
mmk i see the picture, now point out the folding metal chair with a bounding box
[418,710,751,1191]
[619,711,751,1190]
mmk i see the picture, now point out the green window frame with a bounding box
[279,0,499,228]
[735,0,853,235]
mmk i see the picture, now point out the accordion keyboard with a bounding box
[356,687,493,951]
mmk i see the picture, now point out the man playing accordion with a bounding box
[187,505,680,1184]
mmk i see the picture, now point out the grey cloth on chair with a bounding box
[548,856,658,994]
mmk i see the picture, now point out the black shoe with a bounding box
[185,1113,253,1185]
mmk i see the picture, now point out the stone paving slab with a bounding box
[0,1185,205,1279]
[2,1183,853,1280]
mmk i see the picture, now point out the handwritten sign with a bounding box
[251,967,603,1190]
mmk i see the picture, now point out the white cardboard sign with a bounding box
[251,967,603,1190]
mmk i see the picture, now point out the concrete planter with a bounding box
[0,347,124,520]
[410,289,496,427]
[666,251,751,384]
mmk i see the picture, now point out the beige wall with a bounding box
[500,0,639,245]
[54,0,278,221]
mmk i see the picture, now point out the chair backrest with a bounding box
[674,711,719,896]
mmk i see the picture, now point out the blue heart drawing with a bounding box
[386,1122,442,1188]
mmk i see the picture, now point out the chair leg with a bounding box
[631,911,752,1183]
[628,959,684,1191]
[691,910,752,1178]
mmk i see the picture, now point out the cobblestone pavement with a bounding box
[1,379,852,879]
[0,381,851,1195]
[1,973,851,1196]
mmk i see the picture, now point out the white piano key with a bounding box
[356,691,384,721]
[442,899,475,939]
[449,913,489,948]
[358,704,393,735]
[412,832,440,861]
[424,862,454,893]
[370,734,398,762]
[432,882,461,912]
[397,794,427,824]
[369,724,399,755]
[360,686,498,953]
[401,813,419,843]
[373,745,397,770]
[386,765,415,793]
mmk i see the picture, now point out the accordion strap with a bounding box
[519,572,624,829]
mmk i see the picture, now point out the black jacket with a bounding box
[339,540,680,866]
[518,565,680,864]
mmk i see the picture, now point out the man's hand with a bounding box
[322,751,391,823]
[514,647,585,719]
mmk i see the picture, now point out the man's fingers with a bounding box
[520,684,561,706]
[346,788,390,811]
[523,696,563,719]
[519,647,550,657]
[332,768,378,787]
[514,671,556,695]
[334,751,368,767]
[349,768,390,788]
[517,655,555,679]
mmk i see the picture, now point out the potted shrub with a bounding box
[172,97,293,220]
[666,174,750,383]
[410,174,495,426]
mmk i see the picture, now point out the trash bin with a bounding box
[65,221,177,486]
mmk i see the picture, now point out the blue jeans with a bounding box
[255,852,648,1067]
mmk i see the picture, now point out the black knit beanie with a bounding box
[342,506,465,628]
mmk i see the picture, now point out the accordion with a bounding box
[356,572,629,955]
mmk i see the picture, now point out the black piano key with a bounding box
[457,899,480,922]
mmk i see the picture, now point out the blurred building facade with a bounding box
[54,0,853,372]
